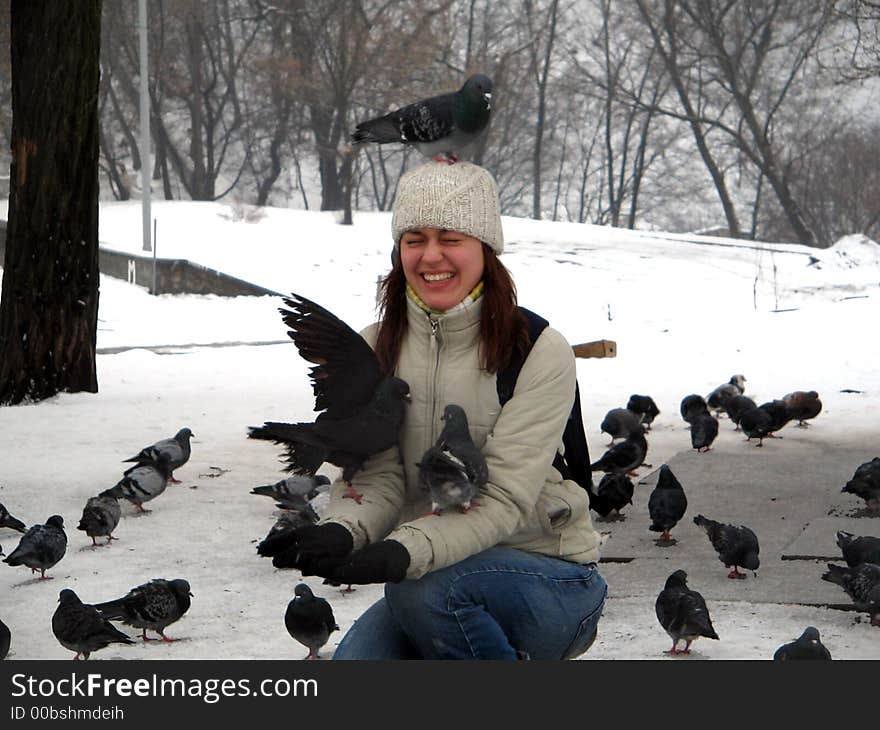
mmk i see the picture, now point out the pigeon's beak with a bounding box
[404,392,412,403]
[484,92,492,108]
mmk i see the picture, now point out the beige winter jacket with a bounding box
[319,294,602,579]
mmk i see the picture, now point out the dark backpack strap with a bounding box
[496,307,548,407]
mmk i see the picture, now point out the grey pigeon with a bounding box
[689,411,719,453]
[693,514,760,579]
[706,374,746,414]
[0,617,9,660]
[589,472,635,519]
[285,583,339,660]
[52,589,135,660]
[76,489,122,546]
[626,394,660,429]
[600,407,643,444]
[782,390,822,428]
[0,502,26,533]
[123,427,193,483]
[773,627,832,660]
[821,562,880,626]
[680,394,709,424]
[836,530,880,567]
[251,474,331,510]
[590,430,648,476]
[738,404,776,446]
[417,404,487,514]
[257,510,320,558]
[249,293,411,504]
[107,452,172,513]
[841,457,880,512]
[3,515,67,579]
[93,579,193,642]
[655,569,719,655]
[351,74,492,162]
[648,465,687,542]
[724,394,757,432]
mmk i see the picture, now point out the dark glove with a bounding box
[329,540,411,585]
[269,523,353,572]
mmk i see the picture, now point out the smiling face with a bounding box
[399,227,485,312]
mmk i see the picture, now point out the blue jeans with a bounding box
[332,547,607,660]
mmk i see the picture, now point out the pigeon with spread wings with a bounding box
[249,293,411,504]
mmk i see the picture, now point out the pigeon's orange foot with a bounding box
[341,483,363,504]
[727,568,747,580]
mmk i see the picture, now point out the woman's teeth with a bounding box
[423,273,454,282]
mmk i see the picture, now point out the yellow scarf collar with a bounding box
[406,281,484,315]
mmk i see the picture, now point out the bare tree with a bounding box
[0,0,102,405]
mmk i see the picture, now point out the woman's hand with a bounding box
[326,540,411,585]
[269,523,354,572]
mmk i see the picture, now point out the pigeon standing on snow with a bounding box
[600,407,644,445]
[249,293,411,505]
[836,530,880,567]
[351,74,493,163]
[738,404,776,446]
[285,583,339,660]
[655,569,719,655]
[724,394,757,432]
[123,427,194,484]
[93,579,193,642]
[417,404,487,515]
[782,390,822,428]
[3,515,67,579]
[251,474,331,510]
[107,452,172,513]
[648,465,688,543]
[680,394,708,424]
[773,627,832,660]
[693,514,760,579]
[821,563,880,626]
[681,396,718,452]
[52,589,135,660]
[590,429,648,477]
[626,394,660,430]
[841,457,880,512]
[758,399,793,435]
[588,472,635,519]
[0,617,10,660]
[77,489,122,546]
[706,374,746,415]
[0,503,26,533]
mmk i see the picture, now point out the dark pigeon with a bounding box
[257,510,321,558]
[758,399,793,434]
[821,563,880,626]
[94,579,193,642]
[123,427,194,483]
[706,374,746,415]
[738,405,776,446]
[836,530,880,568]
[3,515,67,579]
[841,457,880,512]
[249,292,411,504]
[724,394,757,432]
[680,394,709,424]
[590,430,648,476]
[251,474,331,510]
[417,404,487,514]
[0,502,26,533]
[648,465,687,542]
[588,472,635,519]
[600,407,644,444]
[626,394,660,430]
[351,74,492,162]
[77,489,122,546]
[655,569,719,655]
[285,583,339,660]
[773,627,832,660]
[689,412,719,453]
[693,514,760,579]
[107,452,172,513]
[782,390,822,428]
[0,616,9,660]
[52,589,135,660]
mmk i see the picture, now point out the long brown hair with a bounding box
[374,243,530,376]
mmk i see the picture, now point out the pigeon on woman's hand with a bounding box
[328,540,410,585]
[417,404,487,515]
[351,74,493,163]
[0,503,26,533]
[123,427,193,483]
[3,515,67,579]
[285,583,339,660]
[93,579,193,642]
[655,570,719,655]
[258,522,354,575]
[693,514,760,579]
[773,627,831,660]
[52,589,135,660]
[250,474,330,509]
[249,293,411,504]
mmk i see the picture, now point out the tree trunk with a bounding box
[0,0,102,405]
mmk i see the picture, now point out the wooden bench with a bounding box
[572,340,616,359]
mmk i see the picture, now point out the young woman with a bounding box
[280,161,605,660]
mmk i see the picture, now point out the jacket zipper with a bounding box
[429,315,442,442]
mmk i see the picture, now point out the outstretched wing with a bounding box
[280,293,382,420]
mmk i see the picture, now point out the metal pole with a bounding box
[152,218,158,295]
[139,0,152,252]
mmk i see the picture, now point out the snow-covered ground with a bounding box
[0,199,878,659]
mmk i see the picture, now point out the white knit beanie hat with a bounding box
[391,161,504,255]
